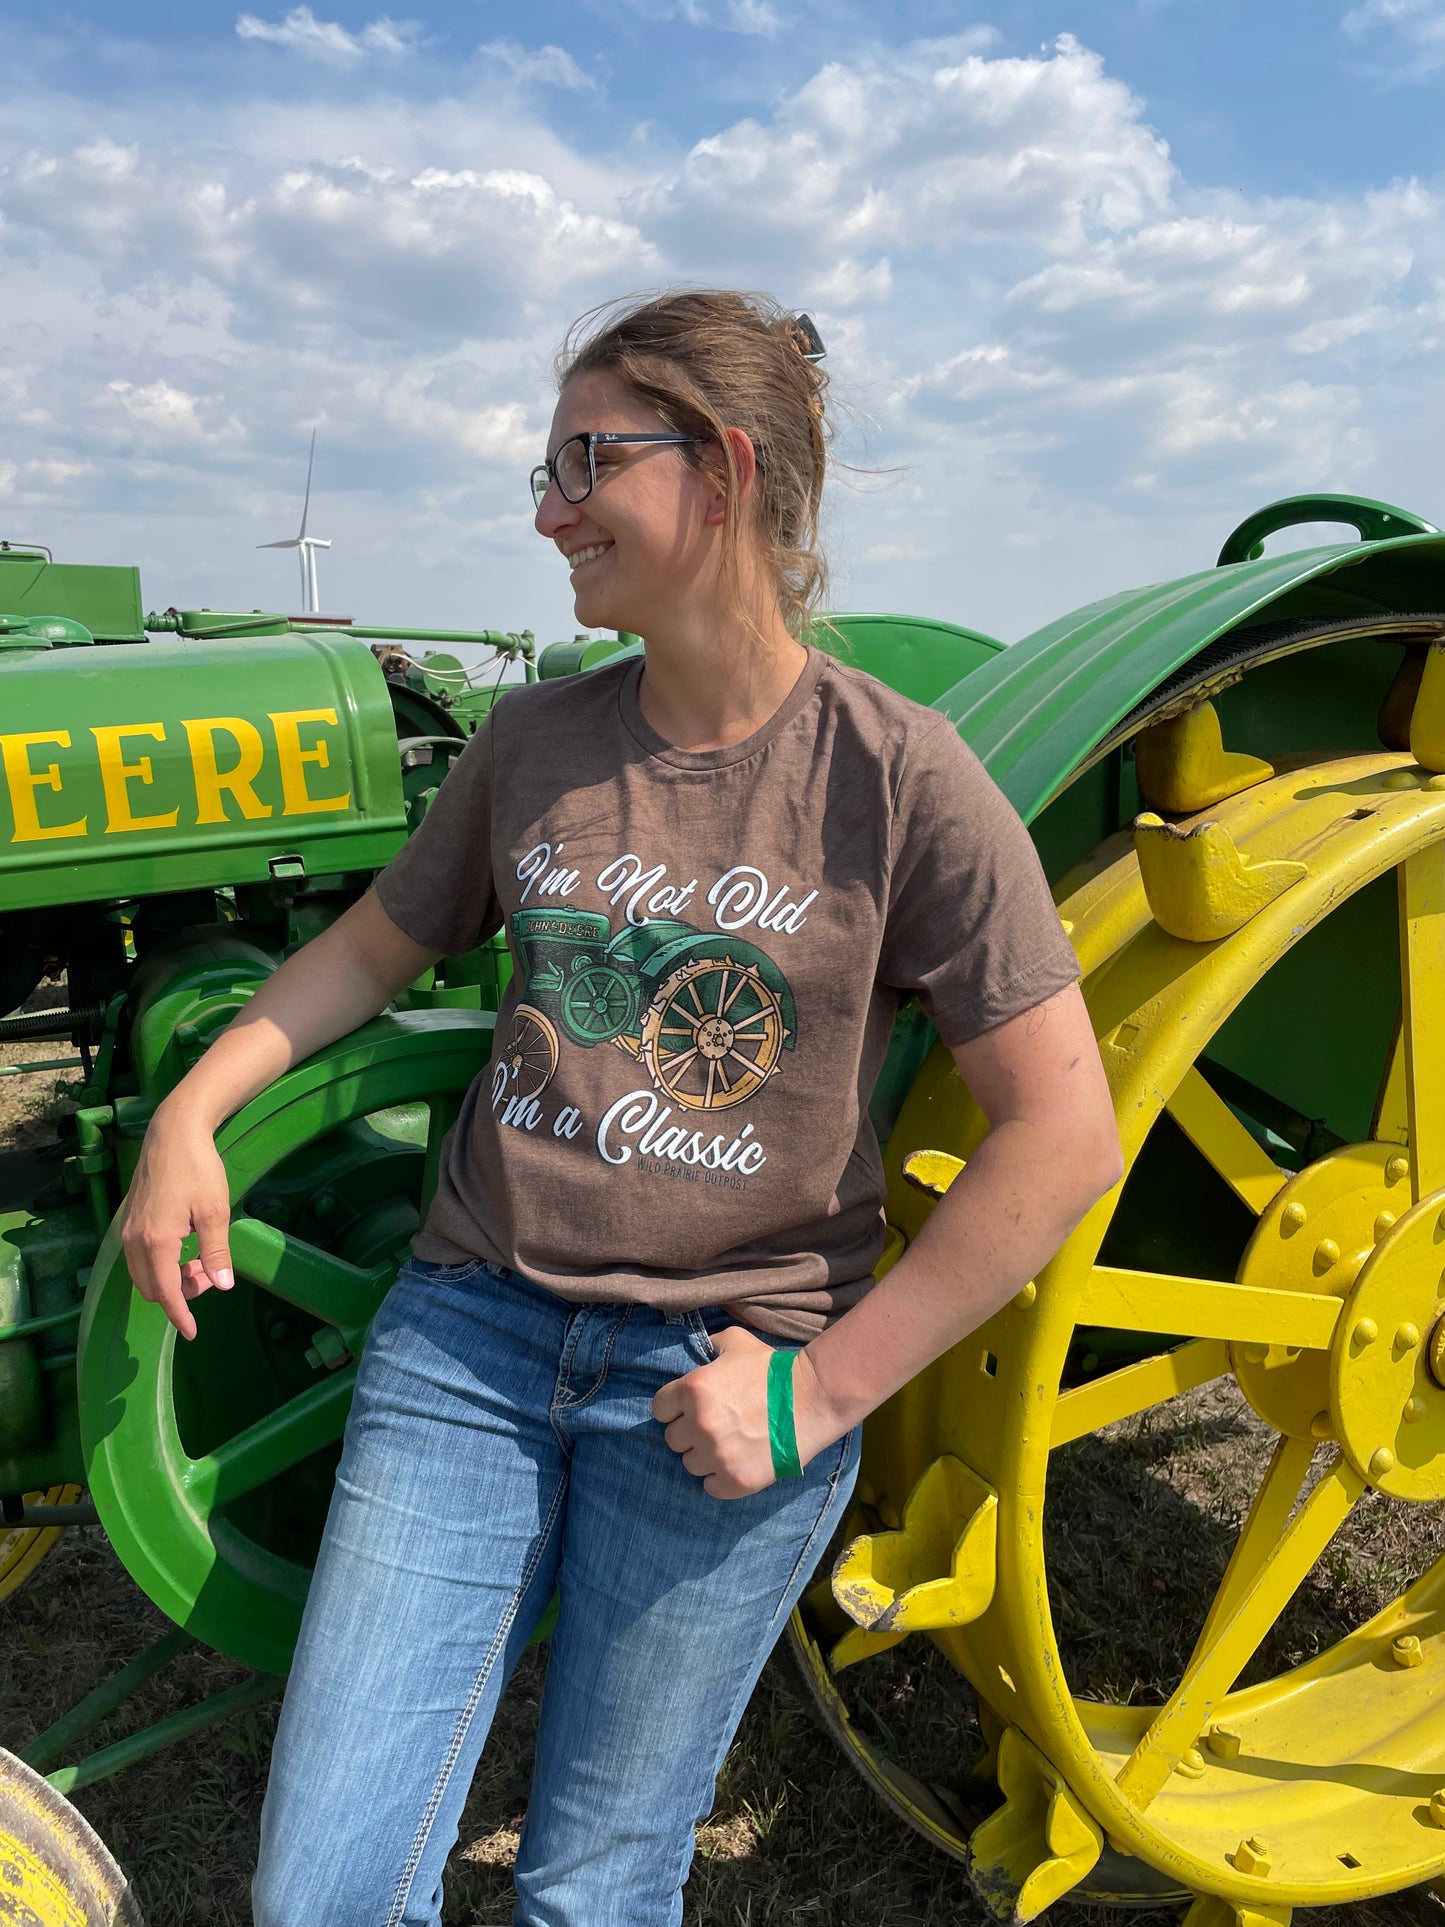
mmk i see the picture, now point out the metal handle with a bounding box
[1216,493,1438,567]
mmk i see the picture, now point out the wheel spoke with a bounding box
[1079,1266,1341,1349]
[1371,1015,1408,1145]
[1165,1067,1284,1215]
[1050,1339,1229,1448]
[228,1217,390,1340]
[184,1368,357,1511]
[663,1045,699,1078]
[721,971,750,1016]
[1398,844,1445,1199]
[1188,1432,1317,1660]
[685,980,707,1017]
[1114,1450,1363,1808]
[705,1060,717,1107]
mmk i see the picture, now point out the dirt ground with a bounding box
[4,1034,1444,1925]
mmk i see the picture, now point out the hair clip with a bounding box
[792,313,826,361]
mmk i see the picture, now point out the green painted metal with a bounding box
[1215,491,1438,566]
[78,1010,494,1676]
[822,612,1003,708]
[0,631,407,912]
[945,530,1445,823]
[0,547,145,641]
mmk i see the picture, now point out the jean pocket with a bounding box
[403,1255,490,1284]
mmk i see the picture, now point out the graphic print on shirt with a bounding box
[495,906,797,1113]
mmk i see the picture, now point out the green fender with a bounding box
[943,506,1445,824]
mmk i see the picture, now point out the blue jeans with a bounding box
[252,1257,860,1927]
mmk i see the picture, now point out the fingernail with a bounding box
[216,1268,234,1290]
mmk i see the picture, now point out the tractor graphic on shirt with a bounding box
[495,907,797,1111]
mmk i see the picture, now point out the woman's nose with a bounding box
[534,484,578,539]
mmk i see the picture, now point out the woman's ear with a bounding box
[702,427,758,529]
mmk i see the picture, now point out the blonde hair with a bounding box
[556,288,831,636]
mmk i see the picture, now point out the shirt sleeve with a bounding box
[371,713,502,956]
[877,715,1080,1047]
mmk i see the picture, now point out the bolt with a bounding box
[1372,1447,1397,1478]
[1387,1155,1411,1185]
[1393,1633,1424,1668]
[1242,1343,1269,1366]
[1310,1410,1334,1440]
[1375,1211,1397,1241]
[1405,1396,1428,1423]
[1354,1318,1379,1347]
[1205,1726,1242,1759]
[1233,1837,1272,1877]
[1397,1322,1422,1351]
[1430,775,1445,792]
[1385,770,1420,790]
[1281,1201,1307,1232]
[1175,1748,1206,1779]
[1431,1789,1445,1828]
[1014,1281,1037,1309]
[1314,1239,1341,1272]
[312,1191,337,1223]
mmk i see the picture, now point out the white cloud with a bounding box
[477,40,596,89]
[235,7,422,64]
[3,28,1445,642]
[724,0,781,37]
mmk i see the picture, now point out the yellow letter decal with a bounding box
[183,717,272,824]
[0,731,86,842]
[91,723,180,834]
[269,708,351,815]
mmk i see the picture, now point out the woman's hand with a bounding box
[119,1102,235,1342]
[652,1327,836,1499]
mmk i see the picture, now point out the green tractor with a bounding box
[8,494,1445,1927]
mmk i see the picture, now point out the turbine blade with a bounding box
[299,429,316,539]
[258,538,300,550]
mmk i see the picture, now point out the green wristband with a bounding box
[767,1346,804,1481]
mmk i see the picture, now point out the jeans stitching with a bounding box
[385,1469,568,1927]
[768,1431,858,1627]
[551,1307,631,1422]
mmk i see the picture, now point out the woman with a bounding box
[120,289,1121,1926]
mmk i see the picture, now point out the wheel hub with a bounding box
[1232,1143,1413,1440]
[697,1016,734,1060]
[1331,1194,1445,1499]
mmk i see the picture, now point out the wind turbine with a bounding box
[258,431,331,614]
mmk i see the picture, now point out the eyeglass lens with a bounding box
[531,436,593,509]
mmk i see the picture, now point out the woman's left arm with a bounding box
[654,981,1122,1498]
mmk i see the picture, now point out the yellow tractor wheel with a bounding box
[0,1486,83,1604]
[791,749,1445,1923]
[0,1746,141,1925]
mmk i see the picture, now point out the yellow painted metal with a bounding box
[1231,1145,1411,1441]
[901,1147,966,1199]
[1407,639,1445,772]
[1330,1197,1445,1500]
[969,1725,1103,1923]
[1049,1339,1229,1448]
[793,746,1445,1917]
[1166,1068,1284,1214]
[833,1455,998,1633]
[0,1484,82,1603]
[1183,1897,1291,1927]
[1135,701,1274,815]
[1133,814,1307,943]
[0,1745,141,1925]
[1397,842,1445,1199]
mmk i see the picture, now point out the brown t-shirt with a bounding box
[373,645,1078,1337]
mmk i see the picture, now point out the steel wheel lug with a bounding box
[1353,1318,1379,1347]
[1374,1211,1397,1241]
[1314,1239,1340,1272]
[1396,1322,1421,1351]
[1405,1396,1427,1423]
[1387,1154,1411,1186]
[1372,1447,1398,1478]
[1281,1201,1307,1232]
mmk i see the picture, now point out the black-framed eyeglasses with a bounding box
[530,431,706,510]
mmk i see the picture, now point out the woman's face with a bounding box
[533,369,720,636]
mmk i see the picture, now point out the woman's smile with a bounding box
[564,539,614,576]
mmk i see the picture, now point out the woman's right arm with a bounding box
[121,890,443,1340]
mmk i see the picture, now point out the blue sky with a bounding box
[4,0,1445,647]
